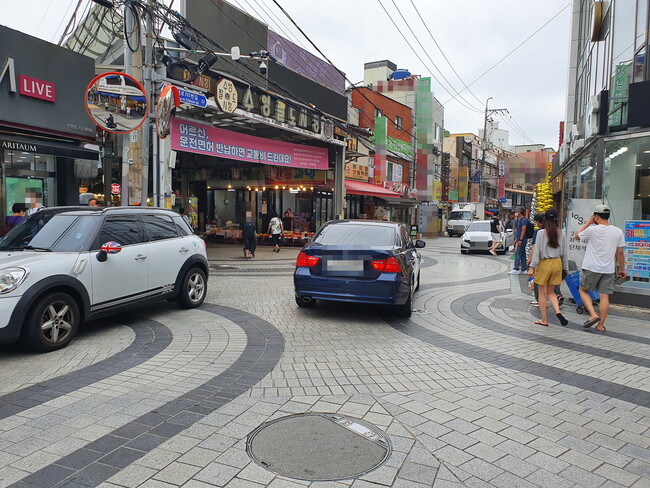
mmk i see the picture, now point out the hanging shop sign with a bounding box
[171,117,329,170]
[111,183,121,195]
[214,78,237,113]
[383,181,416,198]
[345,162,369,181]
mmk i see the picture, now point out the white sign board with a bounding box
[565,199,601,272]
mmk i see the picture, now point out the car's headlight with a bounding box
[0,267,29,294]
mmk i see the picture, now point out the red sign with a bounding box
[111,183,121,195]
[170,118,329,170]
[18,75,55,102]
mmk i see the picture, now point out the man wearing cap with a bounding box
[575,204,626,331]
[508,207,529,274]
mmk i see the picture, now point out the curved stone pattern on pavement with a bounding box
[0,237,648,488]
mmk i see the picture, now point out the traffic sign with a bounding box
[178,89,207,108]
[499,197,507,203]
[111,183,121,195]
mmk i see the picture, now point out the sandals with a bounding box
[595,326,606,331]
[534,320,549,326]
[582,317,600,328]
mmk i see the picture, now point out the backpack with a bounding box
[525,220,535,239]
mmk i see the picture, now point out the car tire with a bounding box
[295,296,316,308]
[24,292,80,352]
[447,232,453,237]
[461,249,469,254]
[177,267,207,309]
[497,247,507,255]
[394,285,413,318]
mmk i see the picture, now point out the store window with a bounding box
[603,136,650,225]
[2,150,56,215]
[563,146,598,200]
[395,116,403,130]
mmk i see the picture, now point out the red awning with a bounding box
[345,180,403,198]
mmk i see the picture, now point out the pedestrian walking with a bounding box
[508,207,529,274]
[489,211,503,255]
[528,209,568,326]
[527,212,563,306]
[240,221,257,259]
[575,204,626,331]
[268,211,284,252]
[1,203,27,237]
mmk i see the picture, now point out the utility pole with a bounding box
[481,98,508,204]
[121,5,133,206]
[140,0,154,206]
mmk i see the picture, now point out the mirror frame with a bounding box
[84,72,149,134]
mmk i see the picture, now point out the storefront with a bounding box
[344,180,418,225]
[0,26,98,218]
[558,131,650,305]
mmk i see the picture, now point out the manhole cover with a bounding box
[246,413,391,481]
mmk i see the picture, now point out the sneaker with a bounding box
[489,249,496,256]
[530,301,540,306]
[508,270,521,275]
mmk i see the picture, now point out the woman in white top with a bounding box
[528,209,568,327]
[268,211,284,252]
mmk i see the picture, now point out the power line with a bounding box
[51,0,81,44]
[409,0,485,108]
[387,0,483,113]
[35,0,57,37]
[444,2,571,104]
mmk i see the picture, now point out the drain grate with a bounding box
[246,413,391,481]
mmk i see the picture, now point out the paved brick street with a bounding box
[1,237,649,488]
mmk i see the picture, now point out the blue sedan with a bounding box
[293,220,426,317]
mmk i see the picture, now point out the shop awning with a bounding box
[345,180,403,198]
[0,134,99,160]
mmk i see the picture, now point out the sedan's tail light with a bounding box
[296,252,320,267]
[370,256,401,272]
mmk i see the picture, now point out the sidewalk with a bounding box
[205,241,300,262]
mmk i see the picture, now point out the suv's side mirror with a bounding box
[415,239,426,248]
[97,241,122,262]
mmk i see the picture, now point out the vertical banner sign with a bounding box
[608,64,630,128]
[624,220,650,281]
[373,116,388,184]
[565,199,602,271]
[546,151,556,183]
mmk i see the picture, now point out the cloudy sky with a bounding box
[3,0,571,149]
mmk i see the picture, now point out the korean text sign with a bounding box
[624,220,650,280]
[171,118,328,170]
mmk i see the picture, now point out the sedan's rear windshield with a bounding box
[313,223,397,246]
[0,213,98,252]
[467,221,491,232]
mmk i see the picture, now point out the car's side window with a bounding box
[142,214,179,241]
[172,216,191,236]
[96,215,144,247]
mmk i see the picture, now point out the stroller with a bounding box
[565,271,600,314]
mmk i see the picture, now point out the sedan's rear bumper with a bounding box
[294,269,410,305]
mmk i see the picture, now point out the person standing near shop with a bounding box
[268,211,284,252]
[509,207,529,274]
[575,204,626,332]
[283,208,294,231]
[2,203,27,237]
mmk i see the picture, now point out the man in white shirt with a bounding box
[575,204,626,331]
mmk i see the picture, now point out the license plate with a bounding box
[326,259,364,272]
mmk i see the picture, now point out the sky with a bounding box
[2,0,572,150]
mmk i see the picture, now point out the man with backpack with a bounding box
[508,207,530,274]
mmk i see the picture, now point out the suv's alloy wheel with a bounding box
[178,268,207,308]
[24,293,80,352]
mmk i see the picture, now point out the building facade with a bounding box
[0,26,99,221]
[558,0,650,304]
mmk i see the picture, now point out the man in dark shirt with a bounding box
[489,212,503,255]
[508,207,529,274]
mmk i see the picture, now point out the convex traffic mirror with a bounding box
[85,72,149,134]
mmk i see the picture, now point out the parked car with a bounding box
[460,220,514,254]
[0,207,208,352]
[293,220,425,317]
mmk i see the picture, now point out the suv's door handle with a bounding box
[179,247,189,253]
[135,254,147,261]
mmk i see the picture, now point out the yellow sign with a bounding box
[432,180,442,201]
